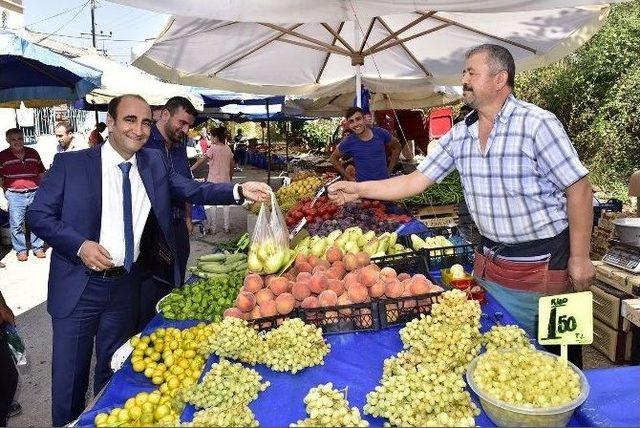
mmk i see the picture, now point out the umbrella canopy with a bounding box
[0,30,102,108]
[72,53,204,110]
[126,2,615,99]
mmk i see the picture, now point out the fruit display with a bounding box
[189,406,259,427]
[199,317,330,373]
[471,348,583,408]
[294,229,411,260]
[410,234,457,252]
[248,239,292,274]
[181,359,270,410]
[251,174,323,215]
[291,383,369,427]
[306,201,410,236]
[284,196,338,227]
[130,325,209,398]
[158,274,243,321]
[188,252,248,278]
[93,390,179,427]
[483,325,533,351]
[364,290,482,427]
[226,250,442,322]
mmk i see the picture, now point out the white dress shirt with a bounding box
[99,142,152,267]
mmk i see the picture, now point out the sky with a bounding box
[22,0,168,63]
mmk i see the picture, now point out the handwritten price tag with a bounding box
[538,291,593,346]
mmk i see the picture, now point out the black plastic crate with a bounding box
[378,290,444,328]
[247,312,300,332]
[593,198,623,228]
[398,226,463,247]
[298,301,380,334]
[370,250,430,276]
[398,227,475,271]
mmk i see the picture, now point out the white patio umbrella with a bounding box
[116,1,620,107]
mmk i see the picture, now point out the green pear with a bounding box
[363,239,379,256]
[358,230,376,248]
[377,237,390,254]
[311,239,328,257]
[388,232,398,247]
[410,234,427,250]
[326,230,342,245]
[344,240,360,255]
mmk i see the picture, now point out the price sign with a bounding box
[538,291,593,346]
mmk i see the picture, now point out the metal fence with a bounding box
[19,107,89,145]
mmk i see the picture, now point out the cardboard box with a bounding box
[622,299,640,328]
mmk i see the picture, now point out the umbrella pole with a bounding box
[353,9,362,108]
[266,99,271,186]
[285,121,290,173]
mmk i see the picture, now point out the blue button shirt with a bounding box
[145,124,192,219]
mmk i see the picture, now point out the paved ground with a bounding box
[0,165,615,426]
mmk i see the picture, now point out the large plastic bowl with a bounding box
[466,350,590,427]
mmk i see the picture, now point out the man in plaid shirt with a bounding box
[329,44,594,366]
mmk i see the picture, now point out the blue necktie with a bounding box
[118,162,134,271]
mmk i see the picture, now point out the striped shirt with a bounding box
[0,147,45,191]
[418,94,588,244]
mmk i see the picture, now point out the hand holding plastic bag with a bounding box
[248,192,291,274]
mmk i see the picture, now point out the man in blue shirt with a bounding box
[141,96,197,328]
[329,107,401,181]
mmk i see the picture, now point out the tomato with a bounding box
[322,214,331,220]
[362,200,371,209]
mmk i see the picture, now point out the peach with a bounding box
[259,300,278,317]
[369,280,386,299]
[283,271,296,281]
[343,272,359,290]
[348,283,369,303]
[325,268,341,280]
[300,296,319,309]
[358,265,379,287]
[296,261,313,273]
[275,293,295,315]
[312,265,328,274]
[297,271,312,282]
[355,252,370,268]
[309,273,328,294]
[250,305,262,320]
[294,253,308,267]
[337,293,353,315]
[236,291,256,312]
[319,289,338,307]
[401,288,417,308]
[264,275,275,286]
[255,288,274,305]
[397,272,411,281]
[379,267,397,283]
[410,279,431,296]
[317,259,331,269]
[343,253,358,272]
[244,274,264,293]
[223,308,243,319]
[291,281,312,301]
[325,246,344,263]
[331,260,346,273]
[308,255,320,268]
[370,264,381,272]
[269,277,290,296]
[327,278,345,296]
[385,280,404,299]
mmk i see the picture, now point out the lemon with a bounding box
[130,336,140,347]
[132,361,145,372]
[117,409,130,423]
[106,414,118,425]
[124,397,136,409]
[154,404,171,420]
[135,392,149,405]
[151,375,164,385]
[144,367,154,378]
[148,392,161,404]
[141,402,154,413]
[129,405,142,421]
[140,413,154,425]
[94,412,109,426]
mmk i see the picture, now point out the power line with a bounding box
[25,1,88,29]
[35,1,91,43]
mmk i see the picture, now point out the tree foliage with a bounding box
[516,1,640,200]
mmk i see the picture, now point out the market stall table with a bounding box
[77,291,640,427]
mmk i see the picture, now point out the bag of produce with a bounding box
[248,192,291,274]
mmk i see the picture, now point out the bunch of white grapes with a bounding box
[198,317,265,365]
[291,383,369,427]
[483,325,533,351]
[188,406,259,427]
[181,359,270,410]
[472,348,582,408]
[262,319,331,373]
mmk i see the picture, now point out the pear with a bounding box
[363,239,379,256]
[311,239,328,257]
[376,237,390,254]
[344,240,360,255]
[326,230,342,245]
[388,232,398,247]
[258,240,276,261]
[371,251,386,259]
[248,252,263,273]
[358,230,376,248]
[264,251,285,274]
[334,232,350,249]
[410,234,427,250]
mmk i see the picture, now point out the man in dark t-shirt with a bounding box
[329,107,401,181]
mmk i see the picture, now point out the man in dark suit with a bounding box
[27,94,271,426]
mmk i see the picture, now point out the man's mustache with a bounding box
[463,85,473,92]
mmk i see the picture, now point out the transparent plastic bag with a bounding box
[5,324,27,366]
[248,192,290,274]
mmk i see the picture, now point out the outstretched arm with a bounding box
[328,170,434,204]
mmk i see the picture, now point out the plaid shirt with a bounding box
[418,95,588,244]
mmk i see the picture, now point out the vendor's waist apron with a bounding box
[473,228,572,337]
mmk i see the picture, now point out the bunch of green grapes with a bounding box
[189,406,259,427]
[291,383,369,427]
[199,317,265,365]
[364,353,478,427]
[263,319,330,373]
[472,348,582,408]
[483,325,533,351]
[182,359,270,410]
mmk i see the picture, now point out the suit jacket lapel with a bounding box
[86,146,102,237]
[137,149,156,208]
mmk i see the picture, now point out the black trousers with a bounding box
[0,328,18,427]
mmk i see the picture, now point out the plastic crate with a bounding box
[398,227,475,272]
[593,198,623,228]
[248,312,300,332]
[370,250,430,276]
[298,301,380,334]
[378,289,444,328]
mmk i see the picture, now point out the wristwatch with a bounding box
[237,183,246,205]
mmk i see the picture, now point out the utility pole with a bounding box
[90,0,99,125]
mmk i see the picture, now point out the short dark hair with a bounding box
[211,126,227,143]
[164,96,198,117]
[5,128,22,138]
[344,106,364,119]
[107,94,147,119]
[97,122,107,132]
[465,44,515,88]
[55,121,74,133]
